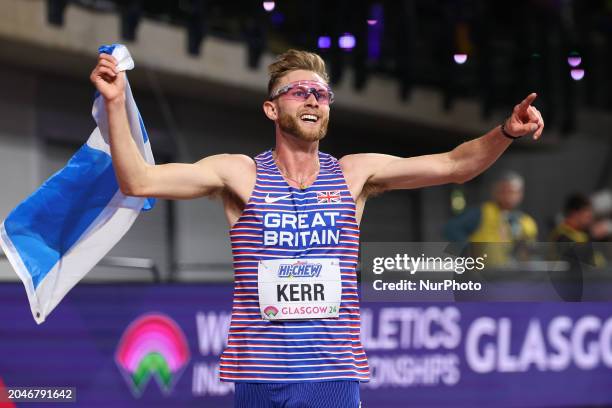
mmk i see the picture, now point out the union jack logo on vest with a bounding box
[317,191,341,204]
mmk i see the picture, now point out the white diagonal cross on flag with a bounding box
[316,191,341,204]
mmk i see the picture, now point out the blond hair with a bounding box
[267,49,329,95]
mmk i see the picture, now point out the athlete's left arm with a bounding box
[351,93,544,194]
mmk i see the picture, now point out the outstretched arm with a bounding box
[90,53,250,199]
[343,93,544,196]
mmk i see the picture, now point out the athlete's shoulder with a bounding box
[338,153,387,176]
[338,152,390,164]
[214,154,256,180]
[232,154,256,170]
[228,153,257,164]
[208,153,255,168]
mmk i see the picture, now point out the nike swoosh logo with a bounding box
[264,193,291,203]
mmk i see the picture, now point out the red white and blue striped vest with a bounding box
[219,149,369,382]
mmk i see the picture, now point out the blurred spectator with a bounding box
[444,171,537,265]
[548,193,608,301]
[590,189,612,241]
[591,189,612,264]
[550,193,607,267]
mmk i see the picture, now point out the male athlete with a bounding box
[91,49,544,407]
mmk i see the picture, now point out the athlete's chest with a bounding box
[257,188,354,248]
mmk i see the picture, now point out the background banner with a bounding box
[1,283,611,407]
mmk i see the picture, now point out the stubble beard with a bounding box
[278,109,329,142]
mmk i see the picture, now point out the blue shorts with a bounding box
[234,381,360,408]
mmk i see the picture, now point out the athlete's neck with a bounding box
[273,133,320,180]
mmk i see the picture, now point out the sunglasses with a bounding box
[269,80,335,105]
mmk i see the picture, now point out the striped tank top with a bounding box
[219,149,369,383]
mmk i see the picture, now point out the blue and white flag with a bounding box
[0,44,154,324]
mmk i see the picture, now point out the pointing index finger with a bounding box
[517,92,537,113]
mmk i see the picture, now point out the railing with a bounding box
[0,253,160,283]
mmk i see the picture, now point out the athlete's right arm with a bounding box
[90,53,244,200]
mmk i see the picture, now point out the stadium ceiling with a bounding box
[47,0,612,134]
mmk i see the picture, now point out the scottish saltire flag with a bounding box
[0,44,154,324]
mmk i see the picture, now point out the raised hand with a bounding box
[89,53,125,102]
[504,93,545,140]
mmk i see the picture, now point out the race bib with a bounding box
[258,258,342,320]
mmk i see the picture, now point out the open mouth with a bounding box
[300,114,319,123]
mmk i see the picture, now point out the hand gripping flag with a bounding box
[0,44,155,324]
